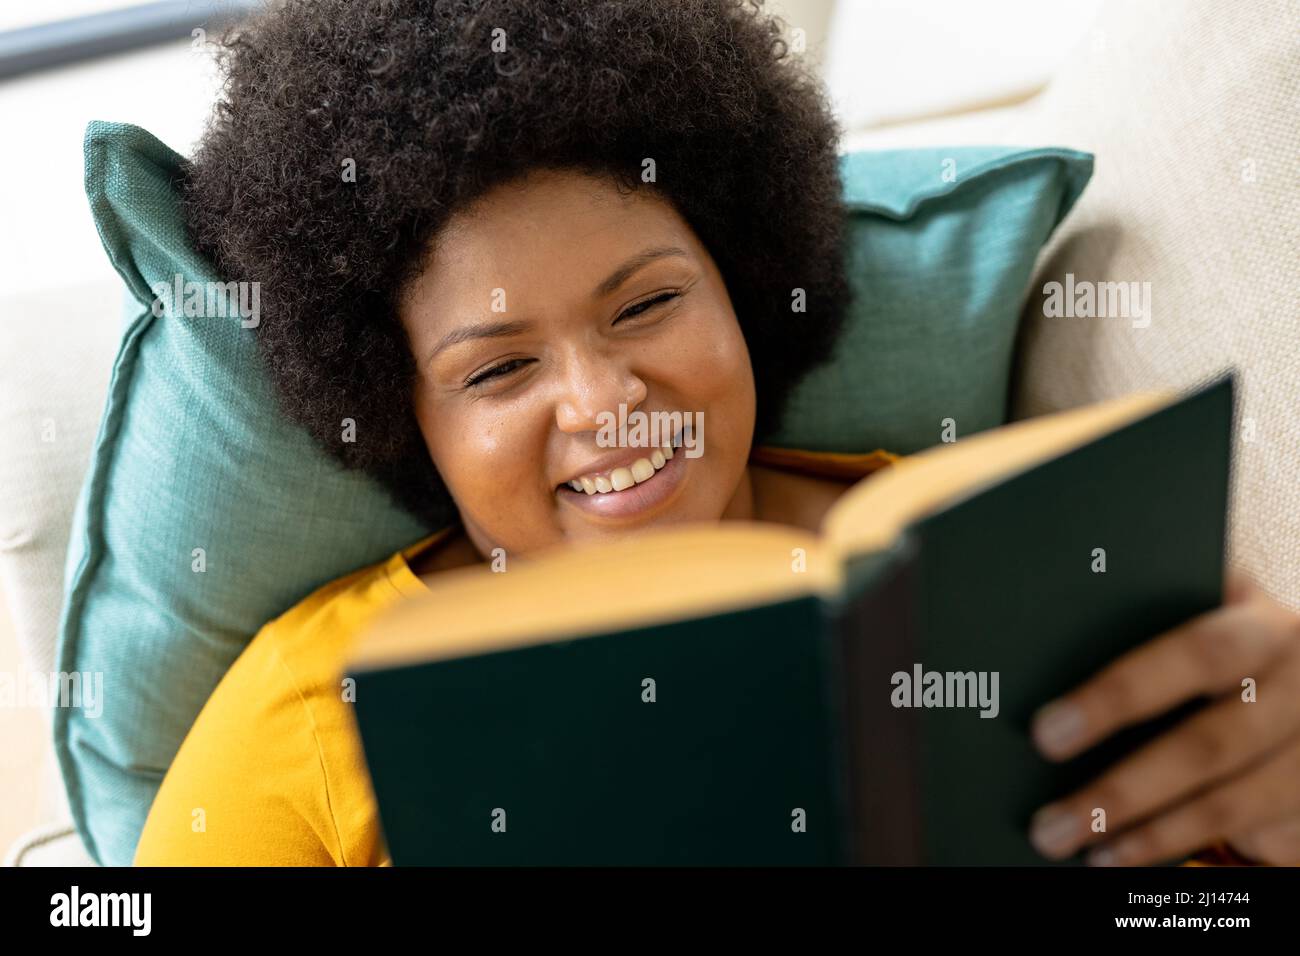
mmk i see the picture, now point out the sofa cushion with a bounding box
[1008,0,1300,611]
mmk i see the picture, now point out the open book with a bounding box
[347,373,1234,865]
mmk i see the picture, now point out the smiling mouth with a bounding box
[554,431,684,496]
[554,431,690,520]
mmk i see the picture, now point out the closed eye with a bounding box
[465,357,531,388]
[616,291,679,322]
[464,291,679,389]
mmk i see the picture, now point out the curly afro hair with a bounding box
[182,0,851,527]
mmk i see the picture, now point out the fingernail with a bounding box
[1087,844,1123,867]
[1030,807,1081,858]
[1032,700,1086,758]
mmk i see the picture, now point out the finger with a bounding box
[1032,598,1297,761]
[1029,653,1300,857]
[1229,815,1300,866]
[1225,566,1256,605]
[1084,735,1300,866]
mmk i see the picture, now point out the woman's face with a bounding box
[398,168,757,559]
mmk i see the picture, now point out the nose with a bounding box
[554,346,649,435]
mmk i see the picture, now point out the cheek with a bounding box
[413,384,538,518]
[665,306,756,425]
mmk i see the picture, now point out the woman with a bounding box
[133,0,1300,866]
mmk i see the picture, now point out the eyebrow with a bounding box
[425,245,690,362]
[593,245,689,298]
[426,319,532,363]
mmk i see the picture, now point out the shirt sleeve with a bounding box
[133,631,346,866]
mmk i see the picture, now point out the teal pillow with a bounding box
[57,123,432,868]
[57,122,1091,866]
[771,146,1093,452]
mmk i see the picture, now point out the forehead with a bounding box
[409,169,699,300]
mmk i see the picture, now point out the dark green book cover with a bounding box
[349,374,1233,865]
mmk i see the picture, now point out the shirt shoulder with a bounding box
[133,534,445,866]
[749,445,901,482]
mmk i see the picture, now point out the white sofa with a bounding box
[2,0,1295,866]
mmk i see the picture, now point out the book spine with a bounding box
[829,534,925,865]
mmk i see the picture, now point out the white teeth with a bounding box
[563,444,675,496]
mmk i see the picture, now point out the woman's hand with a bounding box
[1027,568,1300,865]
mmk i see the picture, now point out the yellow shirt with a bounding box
[132,531,443,866]
[132,446,1246,867]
